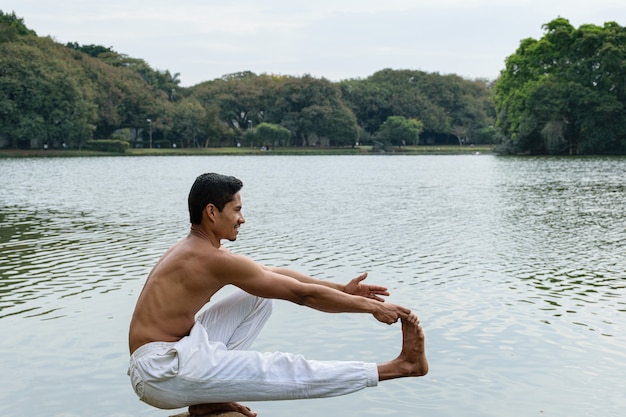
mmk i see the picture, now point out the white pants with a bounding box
[128,289,379,409]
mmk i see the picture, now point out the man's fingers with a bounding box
[235,404,257,417]
[403,312,419,324]
[375,287,390,296]
[370,295,386,302]
[354,272,368,283]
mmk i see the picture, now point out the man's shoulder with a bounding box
[213,247,254,267]
[209,249,261,282]
[158,237,222,274]
[177,235,260,279]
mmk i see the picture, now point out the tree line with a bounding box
[0,11,495,152]
[2,11,625,154]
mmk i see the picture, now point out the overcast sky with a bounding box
[3,0,624,86]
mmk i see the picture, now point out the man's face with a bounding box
[216,192,245,241]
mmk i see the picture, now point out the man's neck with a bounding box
[189,224,221,248]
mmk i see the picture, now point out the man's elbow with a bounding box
[289,286,318,306]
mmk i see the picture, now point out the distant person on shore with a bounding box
[128,172,429,417]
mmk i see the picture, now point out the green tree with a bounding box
[340,69,493,145]
[339,79,393,134]
[77,56,158,139]
[0,37,97,148]
[0,14,182,148]
[65,42,114,58]
[268,75,358,146]
[494,18,626,154]
[244,122,291,148]
[67,42,182,101]
[193,73,359,147]
[375,116,424,146]
[166,97,228,148]
[0,10,36,43]
[193,71,267,135]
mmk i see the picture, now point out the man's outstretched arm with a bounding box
[223,256,405,324]
[262,267,389,301]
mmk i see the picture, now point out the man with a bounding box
[128,173,428,417]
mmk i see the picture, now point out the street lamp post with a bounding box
[147,119,152,148]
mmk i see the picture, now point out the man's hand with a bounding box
[372,302,412,325]
[189,402,257,417]
[344,272,389,302]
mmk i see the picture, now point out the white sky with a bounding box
[2,0,624,87]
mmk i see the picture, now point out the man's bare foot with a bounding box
[400,316,429,376]
[377,314,429,381]
[189,402,257,417]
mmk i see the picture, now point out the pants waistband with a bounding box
[130,341,177,362]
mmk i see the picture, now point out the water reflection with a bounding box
[0,204,163,319]
[494,157,626,337]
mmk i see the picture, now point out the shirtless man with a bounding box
[128,173,428,417]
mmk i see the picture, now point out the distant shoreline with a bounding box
[0,145,493,158]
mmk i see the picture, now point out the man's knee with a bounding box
[254,296,273,321]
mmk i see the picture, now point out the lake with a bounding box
[0,154,624,417]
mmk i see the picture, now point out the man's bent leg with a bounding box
[189,290,272,415]
[197,289,273,350]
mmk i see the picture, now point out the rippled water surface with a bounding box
[1,155,625,417]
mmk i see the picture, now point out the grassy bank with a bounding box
[0,145,493,158]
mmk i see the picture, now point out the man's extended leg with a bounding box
[187,298,426,415]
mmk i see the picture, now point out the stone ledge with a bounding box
[170,412,245,417]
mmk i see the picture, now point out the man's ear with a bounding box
[204,204,217,222]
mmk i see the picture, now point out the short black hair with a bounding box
[188,173,243,224]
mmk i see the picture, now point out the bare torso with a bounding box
[128,233,224,354]
[129,212,398,356]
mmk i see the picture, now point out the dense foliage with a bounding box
[375,116,423,146]
[1,11,497,151]
[494,18,626,155]
[339,69,494,146]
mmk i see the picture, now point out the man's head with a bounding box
[188,173,243,224]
